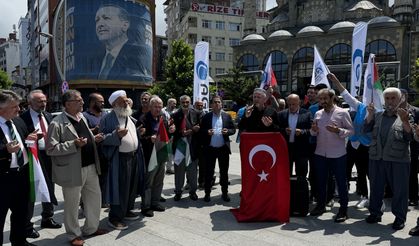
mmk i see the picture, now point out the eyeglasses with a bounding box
[68,99,84,103]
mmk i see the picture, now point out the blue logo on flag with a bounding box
[352,49,363,81]
[196,61,208,80]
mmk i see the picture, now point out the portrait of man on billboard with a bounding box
[94,3,152,82]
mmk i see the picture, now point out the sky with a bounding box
[0,0,395,39]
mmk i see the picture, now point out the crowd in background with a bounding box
[1,72,419,245]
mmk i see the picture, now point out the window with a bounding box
[365,39,397,62]
[188,34,197,44]
[325,43,351,65]
[215,37,225,46]
[291,47,314,93]
[229,22,240,31]
[215,52,225,61]
[228,53,233,61]
[201,35,212,44]
[237,54,259,71]
[209,52,212,60]
[229,38,240,46]
[365,39,397,87]
[215,21,225,30]
[202,20,212,29]
[216,68,225,75]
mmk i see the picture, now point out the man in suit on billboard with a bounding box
[95,4,152,81]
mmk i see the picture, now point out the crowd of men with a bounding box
[1,72,419,245]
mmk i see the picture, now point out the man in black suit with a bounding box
[20,90,61,238]
[95,4,152,82]
[278,94,313,177]
[238,88,279,133]
[200,96,236,202]
[0,90,37,246]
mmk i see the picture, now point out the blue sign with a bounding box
[196,61,208,80]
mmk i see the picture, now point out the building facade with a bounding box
[164,0,269,78]
[234,0,419,96]
[0,34,20,82]
[18,16,30,88]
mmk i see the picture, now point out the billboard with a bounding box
[65,0,153,83]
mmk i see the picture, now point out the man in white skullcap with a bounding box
[99,90,146,230]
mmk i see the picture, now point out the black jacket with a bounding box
[277,108,312,156]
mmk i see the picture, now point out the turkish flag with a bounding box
[231,132,290,222]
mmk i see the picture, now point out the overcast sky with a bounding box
[0,0,395,39]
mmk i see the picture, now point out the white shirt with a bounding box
[117,116,138,153]
[0,116,29,168]
[288,110,299,143]
[210,113,224,148]
[29,108,48,150]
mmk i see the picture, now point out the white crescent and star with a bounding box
[248,144,277,182]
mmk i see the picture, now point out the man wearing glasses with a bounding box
[46,90,107,246]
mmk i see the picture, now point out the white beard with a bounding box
[114,105,132,118]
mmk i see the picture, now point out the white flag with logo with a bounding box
[350,21,368,96]
[193,41,210,111]
[311,45,330,88]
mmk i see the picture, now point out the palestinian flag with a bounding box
[362,53,384,111]
[174,115,190,167]
[148,117,171,172]
[27,141,50,203]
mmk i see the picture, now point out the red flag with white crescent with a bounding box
[231,132,290,222]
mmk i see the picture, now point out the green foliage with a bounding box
[0,69,12,89]
[220,67,259,106]
[148,39,194,103]
[411,58,419,106]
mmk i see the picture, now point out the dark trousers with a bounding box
[142,158,165,209]
[197,146,206,186]
[98,153,109,205]
[288,143,309,177]
[369,160,409,221]
[26,150,55,233]
[314,155,348,209]
[409,153,418,202]
[109,152,139,222]
[205,146,230,195]
[346,143,369,197]
[0,165,30,245]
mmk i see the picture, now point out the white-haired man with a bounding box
[100,90,145,230]
[139,96,175,216]
[364,87,413,230]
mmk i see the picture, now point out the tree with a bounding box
[0,69,12,89]
[148,39,194,103]
[219,67,259,107]
[411,58,419,106]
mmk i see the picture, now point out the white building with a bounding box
[164,0,269,78]
[0,34,20,82]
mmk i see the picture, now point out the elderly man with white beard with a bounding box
[99,90,145,230]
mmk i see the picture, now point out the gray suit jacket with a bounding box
[46,112,100,187]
